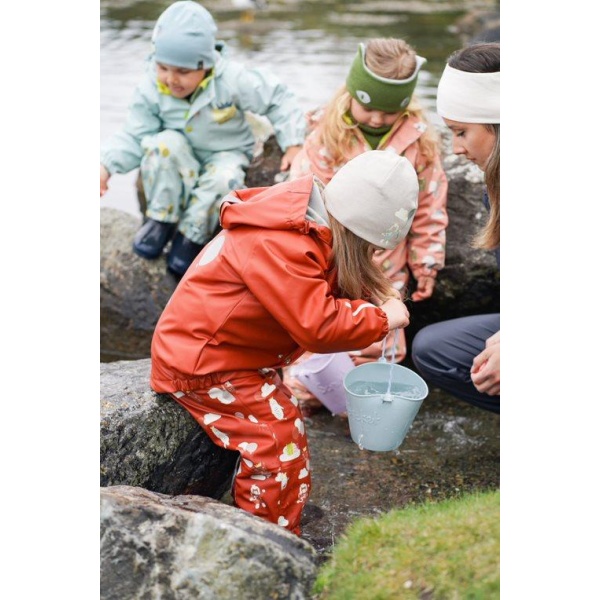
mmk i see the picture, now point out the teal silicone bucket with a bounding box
[343,362,429,452]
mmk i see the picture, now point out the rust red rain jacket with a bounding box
[150,174,390,393]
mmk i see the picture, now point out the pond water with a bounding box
[100,0,496,215]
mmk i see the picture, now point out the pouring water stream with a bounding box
[380,329,400,402]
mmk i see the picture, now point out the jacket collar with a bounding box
[344,112,427,153]
[220,175,333,245]
[185,48,225,117]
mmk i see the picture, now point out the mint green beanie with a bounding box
[346,43,426,113]
[152,1,217,70]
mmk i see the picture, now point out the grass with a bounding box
[313,490,499,599]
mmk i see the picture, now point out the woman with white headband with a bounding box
[412,42,500,413]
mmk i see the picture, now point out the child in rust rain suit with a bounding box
[150,151,419,534]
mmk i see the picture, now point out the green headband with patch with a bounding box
[346,43,427,113]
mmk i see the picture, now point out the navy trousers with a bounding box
[411,314,500,413]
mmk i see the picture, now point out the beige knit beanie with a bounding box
[324,150,419,250]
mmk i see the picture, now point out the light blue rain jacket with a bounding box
[101,42,306,175]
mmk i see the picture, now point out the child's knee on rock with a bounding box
[202,163,247,195]
[142,129,192,157]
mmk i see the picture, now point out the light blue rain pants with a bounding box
[140,130,250,245]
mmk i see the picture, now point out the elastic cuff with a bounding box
[377,307,390,339]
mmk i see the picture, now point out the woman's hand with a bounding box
[471,331,500,395]
[279,145,302,171]
[100,164,110,197]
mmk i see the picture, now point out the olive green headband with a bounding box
[346,43,427,113]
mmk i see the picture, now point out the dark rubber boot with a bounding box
[132,219,176,259]
[167,232,204,277]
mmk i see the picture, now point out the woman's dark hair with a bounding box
[447,42,500,74]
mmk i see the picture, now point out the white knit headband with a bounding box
[436,65,500,124]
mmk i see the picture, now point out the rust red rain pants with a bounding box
[170,368,311,535]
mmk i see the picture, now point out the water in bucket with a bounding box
[344,361,428,452]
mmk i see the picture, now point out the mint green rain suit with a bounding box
[101,43,305,245]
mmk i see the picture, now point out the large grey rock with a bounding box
[101,359,238,498]
[100,211,178,362]
[101,485,317,600]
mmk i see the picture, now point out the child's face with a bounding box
[156,62,207,99]
[443,118,496,170]
[350,99,401,129]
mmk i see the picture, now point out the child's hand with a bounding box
[350,328,407,365]
[100,164,110,197]
[380,297,410,330]
[280,145,302,172]
[471,331,500,395]
[411,275,436,301]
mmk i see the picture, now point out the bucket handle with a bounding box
[378,328,400,364]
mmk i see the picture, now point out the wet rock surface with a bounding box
[101,359,238,498]
[300,389,500,562]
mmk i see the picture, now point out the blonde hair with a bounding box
[330,215,397,303]
[320,38,439,165]
[472,124,500,249]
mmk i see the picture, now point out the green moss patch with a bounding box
[314,490,499,599]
